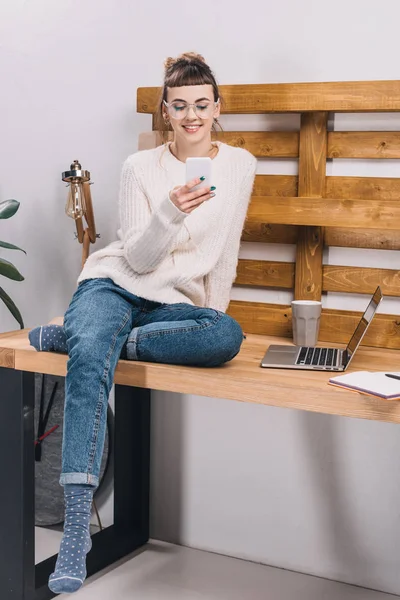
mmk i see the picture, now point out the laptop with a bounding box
[260,286,383,371]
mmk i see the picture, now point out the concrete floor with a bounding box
[35,529,398,599]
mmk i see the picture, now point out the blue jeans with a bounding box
[60,277,244,488]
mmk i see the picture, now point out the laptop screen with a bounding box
[346,287,383,360]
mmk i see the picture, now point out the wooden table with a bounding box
[1,329,400,600]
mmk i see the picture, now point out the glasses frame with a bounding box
[163,98,220,120]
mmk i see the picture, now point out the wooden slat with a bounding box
[228,301,400,349]
[234,262,400,297]
[319,310,400,349]
[227,301,293,337]
[141,129,400,159]
[241,224,400,248]
[325,228,400,250]
[140,130,299,157]
[235,260,294,288]
[224,131,400,159]
[295,226,324,297]
[251,175,400,201]
[241,223,298,244]
[322,266,400,296]
[215,131,299,157]
[137,80,400,114]
[295,112,327,300]
[326,175,400,200]
[328,132,400,159]
[242,177,296,246]
[247,196,400,229]
[253,174,298,197]
[244,175,297,244]
[298,113,328,198]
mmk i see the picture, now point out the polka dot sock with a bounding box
[29,325,68,354]
[48,484,94,594]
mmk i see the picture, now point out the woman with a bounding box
[48,52,257,594]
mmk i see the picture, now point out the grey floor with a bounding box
[35,528,398,600]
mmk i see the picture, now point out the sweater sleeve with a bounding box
[203,157,257,312]
[118,157,188,275]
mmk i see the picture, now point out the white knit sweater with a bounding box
[78,141,257,312]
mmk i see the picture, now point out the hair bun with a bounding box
[179,52,206,63]
[164,52,206,71]
[163,56,177,71]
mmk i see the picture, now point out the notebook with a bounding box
[328,371,400,400]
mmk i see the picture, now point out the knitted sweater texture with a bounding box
[78,141,257,312]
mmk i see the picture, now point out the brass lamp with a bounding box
[62,160,98,269]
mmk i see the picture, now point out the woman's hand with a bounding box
[169,178,215,214]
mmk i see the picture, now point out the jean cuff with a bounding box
[59,472,99,488]
[126,327,140,360]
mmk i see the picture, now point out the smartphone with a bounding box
[186,157,212,192]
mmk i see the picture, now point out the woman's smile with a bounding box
[182,123,203,134]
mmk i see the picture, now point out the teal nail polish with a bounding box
[210,186,216,191]
[200,176,205,181]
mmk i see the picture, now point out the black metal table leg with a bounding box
[0,367,151,600]
[0,368,36,600]
[113,384,150,541]
[84,384,151,574]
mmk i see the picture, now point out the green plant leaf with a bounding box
[0,199,20,219]
[0,257,24,281]
[0,240,26,254]
[0,286,24,329]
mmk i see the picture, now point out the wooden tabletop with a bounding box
[1,329,400,424]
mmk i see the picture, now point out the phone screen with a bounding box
[186,157,212,191]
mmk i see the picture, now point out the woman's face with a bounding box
[163,84,220,144]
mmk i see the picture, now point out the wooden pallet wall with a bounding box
[137,81,400,348]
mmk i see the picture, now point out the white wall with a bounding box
[1,0,400,595]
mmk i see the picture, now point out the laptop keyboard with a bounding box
[295,347,339,367]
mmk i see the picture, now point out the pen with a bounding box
[385,373,400,381]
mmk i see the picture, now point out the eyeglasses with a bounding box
[163,98,220,120]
